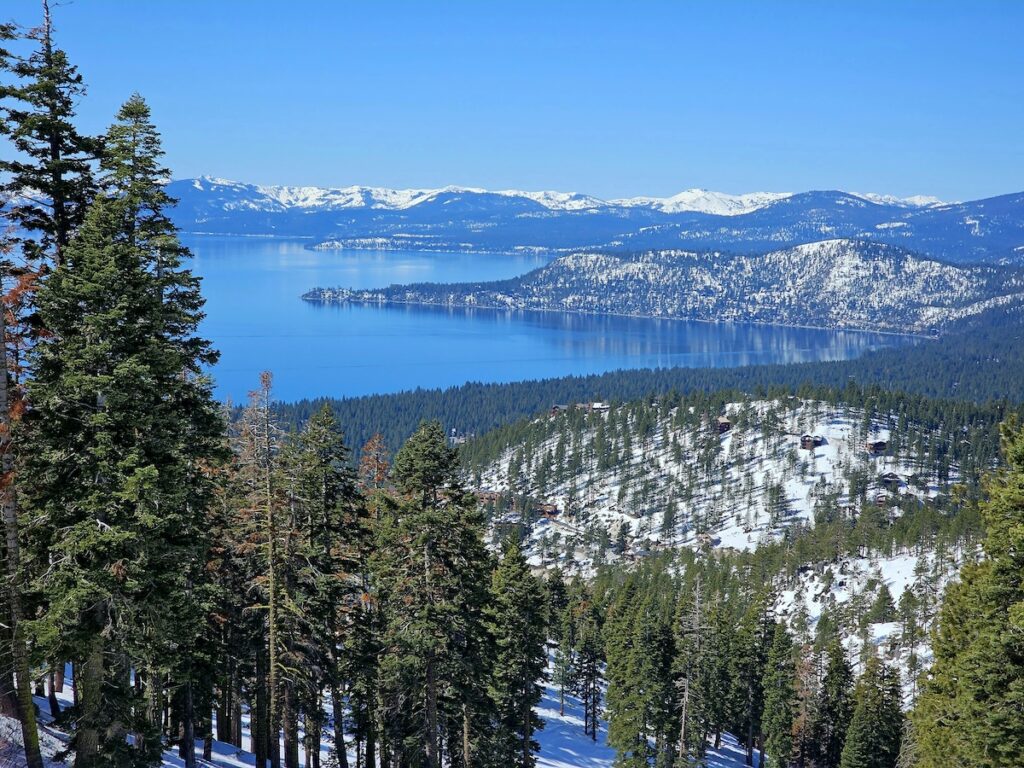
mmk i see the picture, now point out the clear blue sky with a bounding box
[5,0,1023,200]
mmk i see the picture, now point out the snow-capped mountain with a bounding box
[304,239,1024,334]
[182,176,948,216]
[611,189,794,215]
[167,177,1023,263]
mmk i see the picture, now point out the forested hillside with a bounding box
[461,391,1006,563]
[304,240,1024,333]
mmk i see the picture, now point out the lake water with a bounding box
[186,236,913,403]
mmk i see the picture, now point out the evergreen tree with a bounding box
[0,163,43,768]
[761,622,795,768]
[284,404,367,768]
[0,0,98,267]
[812,640,854,768]
[22,94,221,768]
[839,654,902,768]
[487,541,547,767]
[914,421,1024,767]
[375,421,493,768]
[729,589,773,766]
[867,584,896,624]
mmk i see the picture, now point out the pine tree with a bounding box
[375,421,493,768]
[761,622,795,768]
[812,640,854,768]
[232,372,287,768]
[839,654,902,768]
[487,541,547,768]
[284,404,367,768]
[913,420,1024,767]
[730,589,773,766]
[0,0,98,267]
[0,197,43,768]
[22,94,221,768]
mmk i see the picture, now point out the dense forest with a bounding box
[3,7,1024,768]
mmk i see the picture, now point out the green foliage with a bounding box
[839,654,902,768]
[761,623,796,768]
[22,94,221,767]
[487,542,548,767]
[913,420,1024,767]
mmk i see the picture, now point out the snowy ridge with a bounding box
[850,192,948,209]
[611,189,793,215]
[182,177,944,216]
[306,239,1024,333]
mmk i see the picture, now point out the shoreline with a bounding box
[301,293,936,340]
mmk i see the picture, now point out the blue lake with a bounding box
[186,236,914,403]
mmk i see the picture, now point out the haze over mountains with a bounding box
[168,176,1024,264]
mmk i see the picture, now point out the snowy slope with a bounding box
[610,189,791,216]
[308,239,1024,334]
[476,398,959,568]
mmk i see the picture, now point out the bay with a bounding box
[185,236,914,403]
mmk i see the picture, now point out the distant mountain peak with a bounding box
[849,191,949,208]
[180,176,954,216]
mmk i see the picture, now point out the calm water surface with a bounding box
[186,236,914,403]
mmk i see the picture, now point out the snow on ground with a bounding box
[536,655,760,768]
[13,660,759,768]
[480,399,954,571]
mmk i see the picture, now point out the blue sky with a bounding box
[4,1,1023,200]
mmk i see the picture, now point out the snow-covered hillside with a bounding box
[473,398,963,567]
[305,239,1024,333]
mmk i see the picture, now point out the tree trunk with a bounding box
[0,286,42,767]
[203,706,214,761]
[462,702,472,768]
[181,679,197,768]
[364,681,376,768]
[425,658,438,768]
[522,688,531,766]
[284,682,300,768]
[146,668,166,746]
[231,665,243,747]
[332,681,350,768]
[77,626,106,768]
[255,645,269,768]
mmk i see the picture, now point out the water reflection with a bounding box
[184,236,913,402]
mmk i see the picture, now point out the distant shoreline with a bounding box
[301,292,935,341]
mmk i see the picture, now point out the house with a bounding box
[591,402,611,413]
[474,490,501,504]
[800,434,825,450]
[550,404,570,417]
[874,492,891,506]
[865,439,888,455]
[879,472,901,492]
[535,502,560,519]
[717,416,732,434]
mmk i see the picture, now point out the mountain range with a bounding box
[168,176,1024,264]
